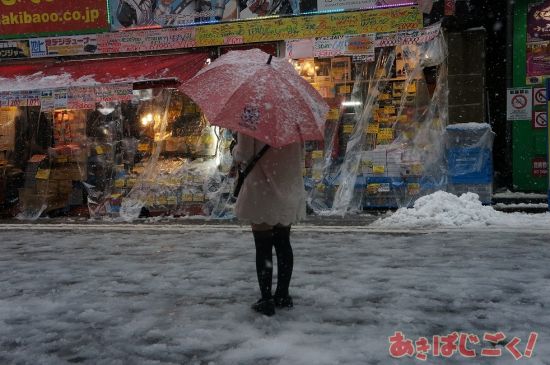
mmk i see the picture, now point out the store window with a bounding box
[288,34,448,214]
[1,87,233,220]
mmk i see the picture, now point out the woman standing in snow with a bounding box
[232,132,306,316]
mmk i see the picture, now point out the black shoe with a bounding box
[273,294,293,309]
[251,298,275,316]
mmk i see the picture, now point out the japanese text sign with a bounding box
[0,0,109,38]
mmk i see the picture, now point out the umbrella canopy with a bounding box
[179,49,329,148]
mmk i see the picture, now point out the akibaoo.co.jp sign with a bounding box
[0,0,109,38]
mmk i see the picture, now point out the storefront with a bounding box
[511,0,550,192]
[0,52,222,219]
[0,3,476,219]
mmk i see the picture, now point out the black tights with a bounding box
[253,226,294,299]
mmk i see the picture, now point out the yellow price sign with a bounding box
[114,179,125,188]
[192,194,205,202]
[312,170,323,179]
[126,178,136,187]
[366,123,380,134]
[138,143,149,152]
[182,193,193,202]
[35,169,50,180]
[311,150,324,159]
[397,114,408,123]
[343,124,354,134]
[95,146,104,155]
[367,183,380,194]
[167,196,178,205]
[339,85,352,94]
[372,165,385,174]
[378,128,394,140]
[408,183,420,195]
[384,106,396,115]
[327,108,340,120]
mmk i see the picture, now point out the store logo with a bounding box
[240,105,260,130]
[389,331,539,360]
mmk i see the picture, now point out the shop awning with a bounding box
[0,53,208,92]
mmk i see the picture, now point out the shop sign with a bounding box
[285,38,314,59]
[532,157,548,177]
[345,34,375,57]
[53,89,68,109]
[94,84,133,103]
[0,0,109,38]
[314,33,375,59]
[314,35,347,57]
[375,22,440,47]
[0,84,133,110]
[1,7,421,59]
[0,40,30,58]
[29,35,98,58]
[507,88,533,121]
[533,110,548,129]
[97,27,196,53]
[195,6,422,46]
[39,90,54,111]
[0,90,40,106]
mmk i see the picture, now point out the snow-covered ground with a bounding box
[1,191,550,364]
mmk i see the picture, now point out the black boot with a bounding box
[251,230,275,316]
[273,225,294,309]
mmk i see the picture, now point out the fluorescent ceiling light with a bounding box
[342,101,362,106]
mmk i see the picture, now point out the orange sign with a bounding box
[0,0,109,38]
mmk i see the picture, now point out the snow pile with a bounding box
[372,190,550,228]
[0,73,99,92]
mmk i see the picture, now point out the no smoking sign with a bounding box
[533,110,548,129]
[507,88,532,121]
[533,87,546,106]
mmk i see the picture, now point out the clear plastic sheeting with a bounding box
[3,24,454,221]
[10,87,235,221]
[305,26,449,215]
[445,122,495,205]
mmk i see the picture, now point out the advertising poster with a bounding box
[0,0,109,38]
[29,35,98,58]
[109,0,237,29]
[313,33,375,59]
[527,0,550,83]
[0,40,30,58]
[97,27,196,53]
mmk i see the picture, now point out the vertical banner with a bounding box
[0,0,109,38]
[546,79,550,210]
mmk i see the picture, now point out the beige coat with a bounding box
[233,133,306,226]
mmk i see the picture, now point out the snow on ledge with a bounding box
[371,191,550,229]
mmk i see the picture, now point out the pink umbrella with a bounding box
[179,48,329,148]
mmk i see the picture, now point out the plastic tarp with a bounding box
[2,24,464,221]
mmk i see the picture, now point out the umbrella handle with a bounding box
[267,55,272,65]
